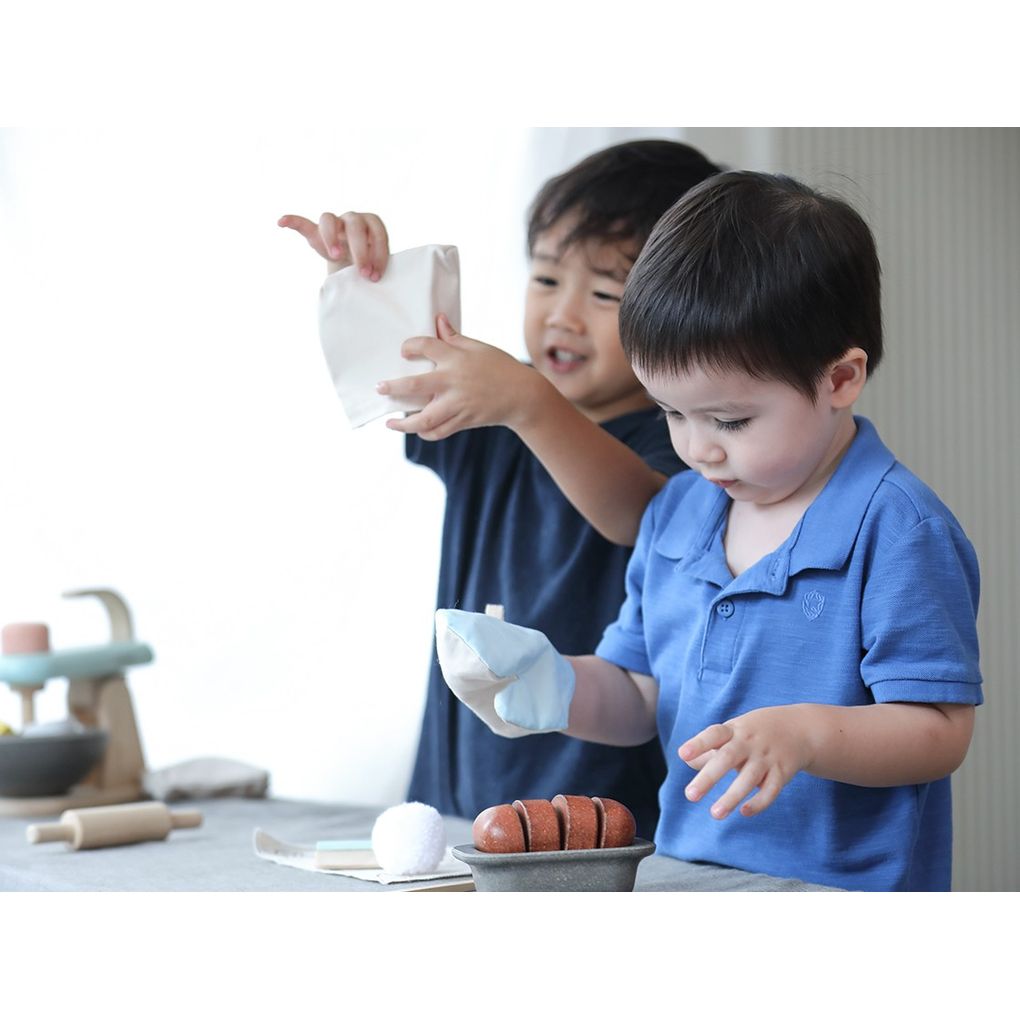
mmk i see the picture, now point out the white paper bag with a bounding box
[318,244,461,428]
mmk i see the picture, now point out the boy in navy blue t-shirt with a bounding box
[437,172,983,889]
[280,141,721,835]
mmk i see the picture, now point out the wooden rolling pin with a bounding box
[26,801,203,850]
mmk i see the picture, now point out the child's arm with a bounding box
[380,316,666,546]
[435,609,657,744]
[281,210,664,545]
[678,701,975,820]
[564,656,659,747]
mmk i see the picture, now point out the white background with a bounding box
[0,125,690,806]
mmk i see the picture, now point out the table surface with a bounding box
[0,797,837,892]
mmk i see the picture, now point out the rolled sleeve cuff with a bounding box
[595,625,652,677]
[868,677,984,706]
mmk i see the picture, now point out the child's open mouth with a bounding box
[546,347,587,374]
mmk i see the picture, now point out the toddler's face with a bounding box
[635,362,855,509]
[524,221,651,422]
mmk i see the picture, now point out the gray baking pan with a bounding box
[451,838,655,892]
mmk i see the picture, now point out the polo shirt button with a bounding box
[717,600,734,618]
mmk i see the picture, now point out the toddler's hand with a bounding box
[377,315,540,439]
[678,705,815,819]
[277,210,389,280]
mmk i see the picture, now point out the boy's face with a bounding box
[524,221,651,422]
[635,361,858,508]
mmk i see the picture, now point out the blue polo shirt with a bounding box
[596,417,982,891]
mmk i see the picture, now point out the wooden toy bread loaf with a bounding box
[473,795,635,853]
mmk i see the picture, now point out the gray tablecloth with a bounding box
[0,797,837,891]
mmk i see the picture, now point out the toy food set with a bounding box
[452,795,655,891]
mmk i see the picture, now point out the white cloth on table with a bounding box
[253,829,470,885]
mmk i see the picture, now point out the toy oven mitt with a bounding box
[318,244,461,428]
[435,609,576,738]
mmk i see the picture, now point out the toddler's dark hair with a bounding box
[526,139,721,259]
[620,171,883,399]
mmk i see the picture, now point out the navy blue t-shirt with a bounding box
[405,407,684,838]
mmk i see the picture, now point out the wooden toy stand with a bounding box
[0,589,151,818]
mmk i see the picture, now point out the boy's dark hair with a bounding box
[526,139,721,259]
[619,171,883,398]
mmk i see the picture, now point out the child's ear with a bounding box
[826,347,868,408]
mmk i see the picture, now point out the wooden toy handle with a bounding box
[26,802,204,849]
[169,809,203,830]
[26,822,75,844]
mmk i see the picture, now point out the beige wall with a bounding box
[687,127,1020,890]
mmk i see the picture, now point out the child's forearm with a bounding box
[801,701,975,786]
[509,374,666,546]
[564,655,659,746]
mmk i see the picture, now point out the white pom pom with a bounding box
[371,802,446,875]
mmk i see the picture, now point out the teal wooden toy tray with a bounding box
[0,641,153,686]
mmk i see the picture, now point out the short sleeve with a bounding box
[405,430,482,482]
[595,495,659,675]
[608,411,685,479]
[405,433,437,470]
[861,517,983,705]
[633,430,684,478]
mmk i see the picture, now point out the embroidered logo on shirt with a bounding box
[802,590,825,620]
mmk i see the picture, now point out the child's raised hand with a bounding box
[678,705,815,820]
[277,210,389,280]
[377,315,541,439]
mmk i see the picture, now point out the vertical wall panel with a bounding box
[770,128,1019,890]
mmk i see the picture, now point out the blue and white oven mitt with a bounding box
[435,609,576,738]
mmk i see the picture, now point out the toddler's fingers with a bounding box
[314,209,338,242]
[683,738,743,804]
[376,372,433,401]
[737,769,787,817]
[416,409,469,442]
[400,335,445,361]
[707,761,768,820]
[683,749,716,770]
[362,213,390,279]
[338,211,376,277]
[277,213,317,235]
[385,404,453,436]
[384,414,419,433]
[678,723,732,763]
[436,315,482,351]
[317,211,346,260]
[279,215,328,256]
[436,313,464,340]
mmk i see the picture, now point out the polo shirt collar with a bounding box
[653,416,896,592]
[786,416,896,576]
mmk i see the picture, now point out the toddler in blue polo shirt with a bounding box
[436,171,983,891]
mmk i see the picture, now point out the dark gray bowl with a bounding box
[0,730,108,797]
[451,838,655,892]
